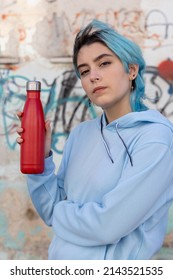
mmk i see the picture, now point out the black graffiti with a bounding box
[0,70,97,153]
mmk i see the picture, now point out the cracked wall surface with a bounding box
[0,0,173,259]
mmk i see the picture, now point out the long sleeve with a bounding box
[26,152,66,226]
[51,142,173,246]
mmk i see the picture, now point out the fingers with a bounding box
[16,128,23,145]
[45,120,51,130]
[16,127,24,135]
[44,120,52,158]
[16,111,23,121]
[16,118,52,148]
[16,136,23,144]
[45,120,52,137]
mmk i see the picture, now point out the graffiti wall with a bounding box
[0,0,173,259]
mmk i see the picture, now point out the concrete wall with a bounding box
[0,0,173,259]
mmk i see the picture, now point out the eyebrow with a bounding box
[77,53,114,70]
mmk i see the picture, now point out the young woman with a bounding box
[17,19,173,259]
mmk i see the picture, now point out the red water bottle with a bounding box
[20,81,45,174]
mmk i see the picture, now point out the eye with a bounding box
[100,61,111,67]
[80,69,89,77]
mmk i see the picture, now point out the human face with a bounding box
[77,42,133,121]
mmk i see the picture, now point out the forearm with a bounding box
[52,144,173,246]
[27,153,66,226]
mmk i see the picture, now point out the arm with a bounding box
[16,113,67,226]
[26,151,66,226]
[52,142,173,246]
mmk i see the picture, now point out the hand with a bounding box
[16,111,52,158]
[16,111,24,144]
[44,120,52,158]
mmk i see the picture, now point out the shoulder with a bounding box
[138,121,173,149]
[66,117,99,143]
[70,117,99,135]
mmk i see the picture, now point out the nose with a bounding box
[90,69,101,82]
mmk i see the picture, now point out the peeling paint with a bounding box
[0,0,173,260]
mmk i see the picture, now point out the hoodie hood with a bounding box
[97,109,173,166]
[99,109,173,130]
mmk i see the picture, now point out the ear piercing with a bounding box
[130,74,136,92]
[130,74,136,80]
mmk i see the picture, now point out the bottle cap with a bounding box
[26,81,41,91]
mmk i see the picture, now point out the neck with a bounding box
[104,106,132,123]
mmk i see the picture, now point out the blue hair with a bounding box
[73,19,148,112]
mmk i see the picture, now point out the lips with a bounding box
[93,86,107,93]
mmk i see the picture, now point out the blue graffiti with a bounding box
[1,66,173,153]
[0,69,97,153]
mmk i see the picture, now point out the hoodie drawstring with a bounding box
[115,123,133,166]
[100,115,133,166]
[101,133,114,164]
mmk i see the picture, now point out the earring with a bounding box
[131,78,136,92]
[129,76,135,92]
[130,74,135,80]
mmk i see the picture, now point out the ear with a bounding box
[129,64,139,80]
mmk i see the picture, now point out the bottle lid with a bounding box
[26,81,41,91]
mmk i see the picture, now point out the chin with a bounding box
[100,103,112,110]
[92,97,113,110]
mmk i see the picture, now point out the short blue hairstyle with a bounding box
[73,19,148,112]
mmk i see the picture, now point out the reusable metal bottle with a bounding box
[20,81,45,174]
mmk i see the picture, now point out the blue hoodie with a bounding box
[27,109,173,259]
